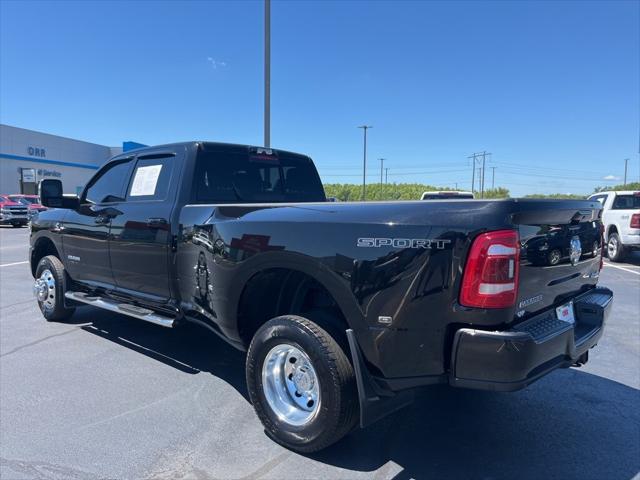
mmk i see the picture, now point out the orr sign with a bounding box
[27,146,46,158]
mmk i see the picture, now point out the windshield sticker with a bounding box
[130,164,162,196]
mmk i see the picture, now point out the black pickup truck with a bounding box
[30,142,612,452]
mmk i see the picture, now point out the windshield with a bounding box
[9,196,38,205]
[194,149,326,203]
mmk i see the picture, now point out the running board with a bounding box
[64,291,175,328]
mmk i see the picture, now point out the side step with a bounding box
[64,291,175,328]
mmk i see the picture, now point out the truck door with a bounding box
[62,157,135,288]
[108,152,178,301]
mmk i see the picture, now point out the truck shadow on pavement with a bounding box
[75,308,249,399]
[75,307,639,480]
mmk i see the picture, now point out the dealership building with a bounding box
[0,124,144,196]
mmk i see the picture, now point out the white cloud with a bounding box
[207,57,227,69]
[603,174,620,181]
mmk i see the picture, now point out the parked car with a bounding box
[8,194,47,218]
[588,190,640,262]
[421,190,475,200]
[31,142,612,453]
[0,194,30,227]
[524,223,601,266]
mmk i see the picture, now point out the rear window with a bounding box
[422,193,474,200]
[612,194,640,210]
[193,149,326,203]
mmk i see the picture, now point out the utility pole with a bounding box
[468,153,478,193]
[481,152,486,198]
[491,166,496,189]
[623,158,629,185]
[358,125,372,201]
[264,0,270,147]
[379,158,385,186]
[385,167,389,184]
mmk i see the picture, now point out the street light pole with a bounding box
[358,125,372,201]
[264,0,271,148]
[379,158,385,186]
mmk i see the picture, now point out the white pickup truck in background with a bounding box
[588,190,640,262]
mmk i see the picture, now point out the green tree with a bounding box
[593,182,640,193]
[323,183,510,201]
[524,193,586,199]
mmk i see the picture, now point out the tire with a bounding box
[607,233,626,262]
[34,255,75,321]
[547,249,562,266]
[246,315,358,453]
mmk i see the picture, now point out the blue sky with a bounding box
[1,0,638,196]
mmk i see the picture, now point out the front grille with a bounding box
[6,207,28,214]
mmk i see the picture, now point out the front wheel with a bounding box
[34,255,75,321]
[607,233,626,262]
[246,315,358,453]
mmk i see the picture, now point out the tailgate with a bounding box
[513,201,603,320]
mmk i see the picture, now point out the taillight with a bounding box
[460,230,520,309]
[631,214,640,229]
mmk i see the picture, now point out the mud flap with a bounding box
[346,329,414,428]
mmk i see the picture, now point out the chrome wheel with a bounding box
[607,237,618,259]
[33,269,56,309]
[261,344,320,426]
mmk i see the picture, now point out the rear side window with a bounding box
[193,149,326,203]
[84,158,134,204]
[126,154,175,201]
[612,194,640,210]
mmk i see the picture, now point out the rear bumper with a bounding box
[449,287,612,391]
[620,232,640,247]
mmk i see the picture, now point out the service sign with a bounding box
[21,168,36,183]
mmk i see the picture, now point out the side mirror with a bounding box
[39,179,64,208]
[39,179,80,209]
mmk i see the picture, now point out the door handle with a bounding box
[146,217,168,228]
[94,215,109,225]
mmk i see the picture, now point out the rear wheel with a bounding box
[547,249,562,265]
[34,255,75,321]
[607,233,626,262]
[246,315,358,453]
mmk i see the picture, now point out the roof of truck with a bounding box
[118,141,309,159]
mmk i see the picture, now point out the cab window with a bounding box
[83,158,134,204]
[125,154,175,201]
[612,194,640,210]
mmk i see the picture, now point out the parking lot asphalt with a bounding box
[1,225,639,480]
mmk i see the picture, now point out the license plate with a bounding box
[556,301,575,324]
